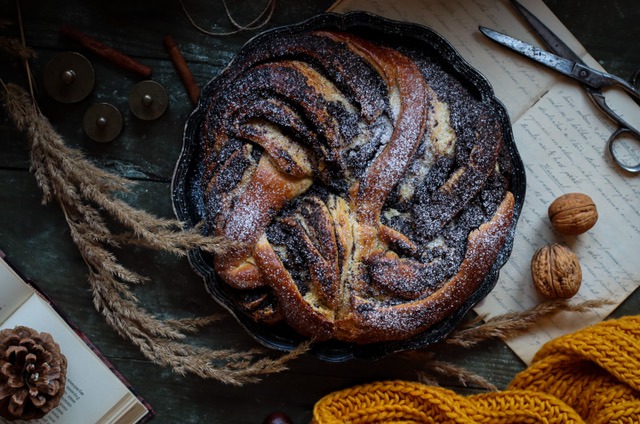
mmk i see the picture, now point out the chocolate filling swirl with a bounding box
[198,30,515,343]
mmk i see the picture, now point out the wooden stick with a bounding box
[16,0,36,102]
[163,34,200,106]
[60,25,152,78]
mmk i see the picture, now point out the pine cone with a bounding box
[0,326,67,421]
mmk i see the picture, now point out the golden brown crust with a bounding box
[214,155,313,290]
[339,192,515,343]
[199,30,515,344]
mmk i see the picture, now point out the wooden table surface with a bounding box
[1,0,639,422]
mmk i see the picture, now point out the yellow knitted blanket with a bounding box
[312,316,640,423]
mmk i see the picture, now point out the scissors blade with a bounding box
[479,26,603,89]
[509,0,585,65]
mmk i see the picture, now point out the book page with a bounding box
[329,0,640,364]
[0,258,35,323]
[100,396,149,424]
[0,295,132,424]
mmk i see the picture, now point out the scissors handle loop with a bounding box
[588,89,640,173]
[607,127,640,173]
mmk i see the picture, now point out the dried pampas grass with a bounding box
[404,298,613,391]
[446,298,614,349]
[1,82,309,385]
[0,36,36,60]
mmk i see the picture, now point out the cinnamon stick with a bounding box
[163,34,200,106]
[60,25,152,78]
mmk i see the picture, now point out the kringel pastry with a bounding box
[196,28,516,344]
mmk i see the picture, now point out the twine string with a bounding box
[179,0,277,37]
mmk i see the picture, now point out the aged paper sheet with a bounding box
[329,0,640,364]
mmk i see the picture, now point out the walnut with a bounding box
[531,243,582,299]
[548,193,598,235]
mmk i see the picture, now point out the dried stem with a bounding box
[164,315,226,333]
[15,0,35,101]
[403,297,612,390]
[446,298,614,349]
[2,83,308,385]
[418,363,497,391]
[405,350,498,391]
[0,36,36,60]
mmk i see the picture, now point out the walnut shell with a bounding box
[548,193,598,235]
[531,243,582,299]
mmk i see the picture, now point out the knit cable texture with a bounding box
[312,315,640,423]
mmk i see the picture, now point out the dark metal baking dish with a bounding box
[171,11,526,361]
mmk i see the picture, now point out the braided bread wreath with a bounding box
[172,12,526,359]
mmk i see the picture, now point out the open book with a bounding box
[329,0,640,363]
[0,252,153,424]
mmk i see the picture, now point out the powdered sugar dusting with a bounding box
[198,28,514,344]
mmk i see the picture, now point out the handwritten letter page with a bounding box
[329,0,640,364]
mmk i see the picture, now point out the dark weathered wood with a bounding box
[544,0,640,80]
[1,0,638,423]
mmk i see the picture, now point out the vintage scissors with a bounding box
[479,0,640,173]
